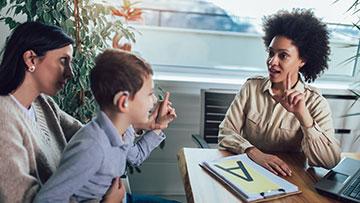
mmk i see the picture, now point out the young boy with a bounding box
[34,49,177,203]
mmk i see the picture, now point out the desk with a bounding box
[177,148,360,203]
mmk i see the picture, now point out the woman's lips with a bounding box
[269,68,280,77]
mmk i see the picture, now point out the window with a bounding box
[110,0,360,82]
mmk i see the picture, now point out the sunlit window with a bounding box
[132,0,360,40]
[106,0,360,81]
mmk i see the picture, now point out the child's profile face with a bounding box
[128,75,156,125]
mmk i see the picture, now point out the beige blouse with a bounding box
[218,76,341,169]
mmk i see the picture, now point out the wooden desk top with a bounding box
[177,148,360,203]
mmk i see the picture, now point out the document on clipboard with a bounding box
[200,154,301,202]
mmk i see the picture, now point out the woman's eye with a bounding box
[279,53,288,59]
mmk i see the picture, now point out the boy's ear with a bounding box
[117,94,129,113]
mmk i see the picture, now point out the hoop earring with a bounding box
[28,66,35,72]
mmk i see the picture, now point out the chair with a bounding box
[323,94,358,151]
[192,89,237,148]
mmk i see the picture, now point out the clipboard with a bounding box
[200,154,301,202]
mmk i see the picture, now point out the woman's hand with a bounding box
[102,177,125,203]
[273,73,313,127]
[273,73,305,114]
[246,147,292,176]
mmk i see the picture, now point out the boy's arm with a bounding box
[34,137,104,203]
[126,127,165,166]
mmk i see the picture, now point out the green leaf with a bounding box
[0,0,7,11]
[65,18,73,29]
[79,77,86,89]
[80,65,88,76]
[4,17,18,29]
[52,10,61,24]
[56,2,63,11]
[43,12,51,23]
[64,4,72,17]
[14,6,23,15]
[25,0,32,14]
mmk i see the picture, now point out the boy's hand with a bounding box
[154,92,177,129]
[102,177,125,203]
[134,92,177,131]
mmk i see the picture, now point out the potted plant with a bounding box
[0,0,141,123]
[334,0,360,150]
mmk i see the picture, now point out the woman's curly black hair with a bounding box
[262,9,330,83]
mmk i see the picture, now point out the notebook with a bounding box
[200,154,301,202]
[314,157,360,203]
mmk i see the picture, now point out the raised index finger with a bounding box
[286,72,291,90]
[158,92,170,115]
[163,92,170,103]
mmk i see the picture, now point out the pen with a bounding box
[260,188,286,198]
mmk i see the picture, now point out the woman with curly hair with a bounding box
[218,9,341,176]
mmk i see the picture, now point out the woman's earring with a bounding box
[28,65,35,72]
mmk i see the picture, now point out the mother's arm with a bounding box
[45,96,83,141]
[0,122,40,203]
[58,108,83,141]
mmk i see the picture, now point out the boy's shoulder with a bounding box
[68,120,106,147]
[61,121,106,163]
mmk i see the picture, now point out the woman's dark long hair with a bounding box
[0,22,74,95]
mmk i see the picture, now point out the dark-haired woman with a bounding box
[218,9,341,176]
[0,22,124,203]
